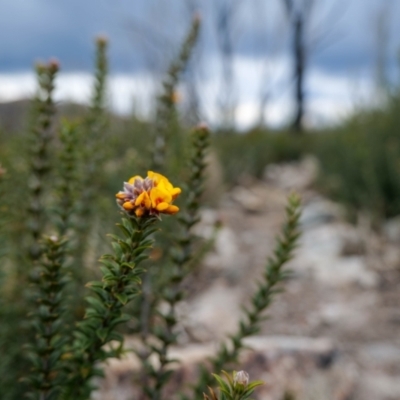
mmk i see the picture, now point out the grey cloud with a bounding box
[0,0,398,82]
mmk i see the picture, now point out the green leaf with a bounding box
[111,242,123,259]
[116,223,131,237]
[109,313,131,329]
[133,254,149,265]
[85,296,107,313]
[118,240,132,253]
[245,380,264,391]
[99,258,120,272]
[107,233,121,242]
[212,373,231,395]
[99,265,115,277]
[96,328,109,342]
[121,217,134,232]
[86,280,104,288]
[107,331,124,343]
[114,292,128,305]
[121,261,136,270]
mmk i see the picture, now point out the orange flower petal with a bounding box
[116,192,126,199]
[163,205,179,214]
[150,187,172,207]
[135,208,145,217]
[123,201,134,210]
[135,191,151,209]
[135,192,145,206]
[148,171,173,188]
[143,192,151,209]
[156,202,169,211]
[171,187,181,199]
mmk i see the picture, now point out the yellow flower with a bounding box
[148,171,181,200]
[115,171,181,218]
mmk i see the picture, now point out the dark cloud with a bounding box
[0,0,398,83]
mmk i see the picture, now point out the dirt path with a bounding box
[95,160,400,400]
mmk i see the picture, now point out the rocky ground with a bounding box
[94,157,400,400]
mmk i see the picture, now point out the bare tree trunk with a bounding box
[282,0,312,134]
[292,15,305,133]
[215,0,242,131]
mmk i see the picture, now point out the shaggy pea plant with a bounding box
[0,17,301,400]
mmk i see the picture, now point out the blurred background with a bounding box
[1,1,400,399]
[0,0,399,129]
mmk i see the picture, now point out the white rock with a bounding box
[317,293,377,328]
[356,373,400,400]
[359,343,400,367]
[230,185,266,213]
[202,226,241,270]
[182,281,243,341]
[242,335,335,356]
[294,222,377,288]
[383,215,400,242]
[313,256,378,288]
[264,156,319,191]
[300,198,344,229]
[193,208,220,240]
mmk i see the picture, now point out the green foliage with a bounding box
[0,38,110,400]
[0,164,7,259]
[25,236,69,400]
[213,130,310,186]
[204,370,264,400]
[0,16,304,400]
[0,62,60,400]
[0,177,17,399]
[151,15,201,172]
[187,194,301,399]
[214,87,400,222]
[54,120,81,236]
[64,215,158,399]
[73,35,110,285]
[316,92,400,220]
[27,60,59,261]
[143,125,210,400]
[126,19,205,400]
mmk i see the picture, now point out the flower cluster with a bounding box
[116,171,181,217]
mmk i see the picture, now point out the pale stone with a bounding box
[383,215,400,242]
[264,156,319,191]
[181,280,243,341]
[230,185,266,213]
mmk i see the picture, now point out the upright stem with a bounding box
[146,125,210,400]
[27,61,58,262]
[26,236,69,400]
[188,194,301,399]
[64,215,157,400]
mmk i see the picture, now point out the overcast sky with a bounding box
[0,0,399,128]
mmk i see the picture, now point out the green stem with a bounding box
[25,236,69,400]
[64,215,158,400]
[27,61,58,262]
[147,126,209,400]
[188,194,301,399]
[73,36,109,287]
[151,15,200,171]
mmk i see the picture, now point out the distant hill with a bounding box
[0,99,31,135]
[0,100,94,136]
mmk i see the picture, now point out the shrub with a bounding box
[316,91,400,221]
[0,17,301,400]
